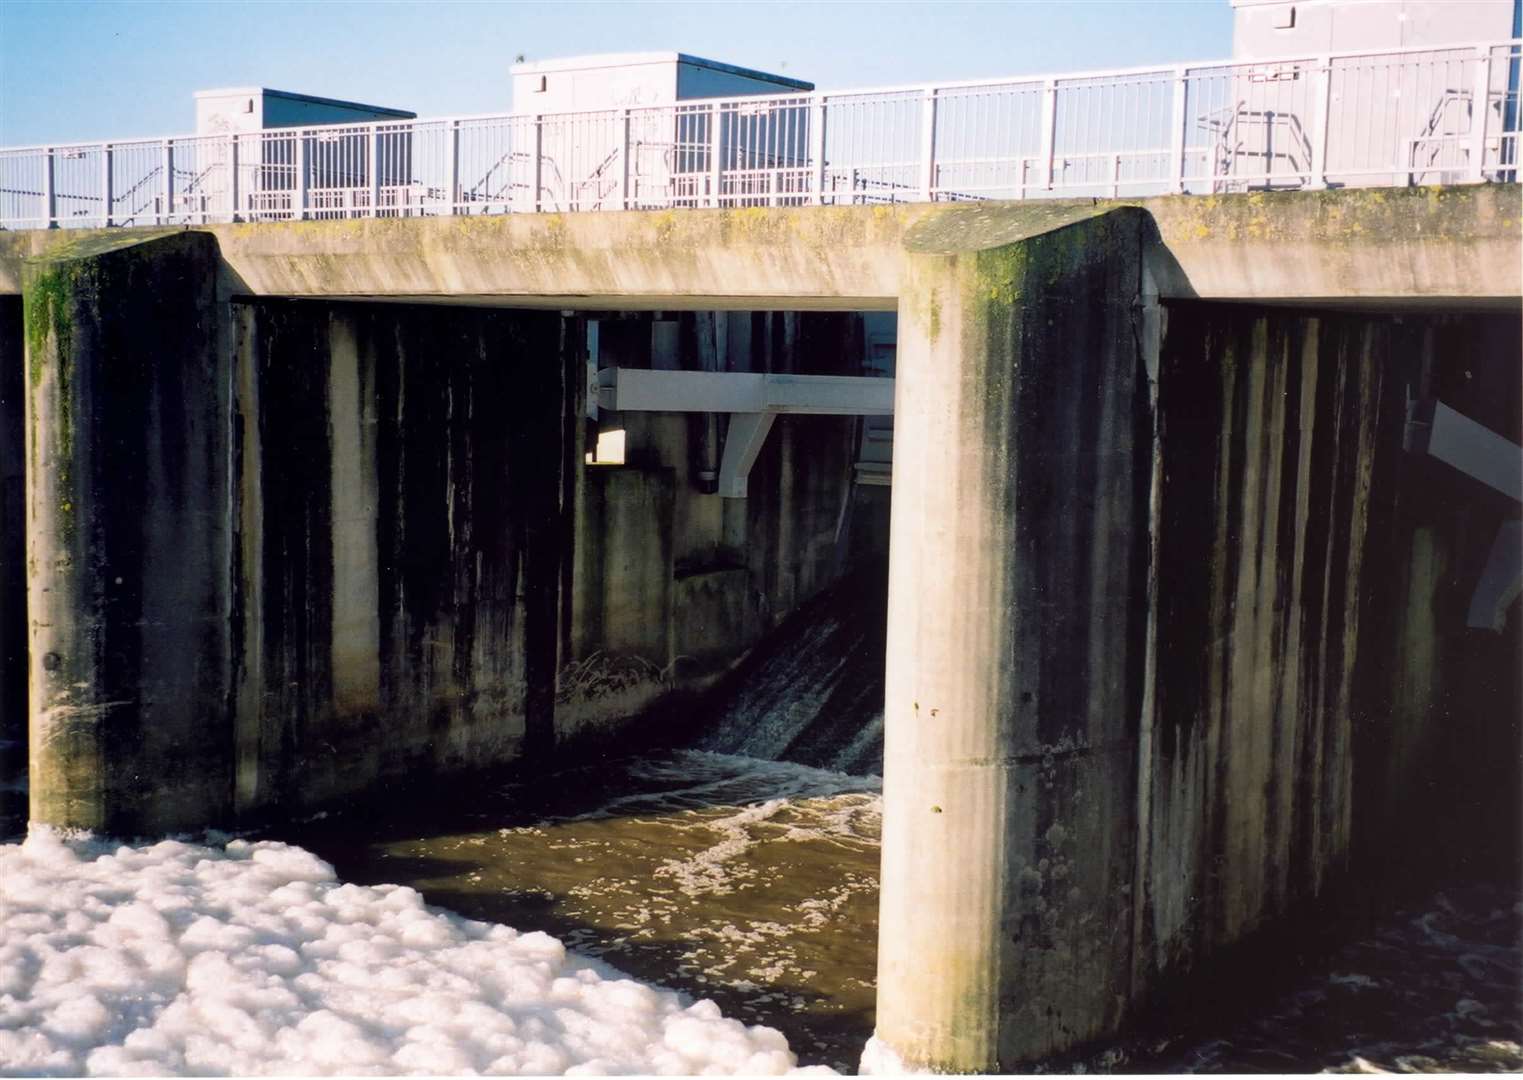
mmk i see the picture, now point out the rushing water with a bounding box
[291,751,883,1073]
[286,559,1521,1073]
[283,744,1522,1075]
[3,729,1520,1072]
[3,562,1519,1072]
[1073,884,1523,1074]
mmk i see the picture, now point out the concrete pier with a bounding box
[875,209,1521,1068]
[878,207,1152,1069]
[23,232,234,834]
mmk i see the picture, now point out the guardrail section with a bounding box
[2,39,1518,229]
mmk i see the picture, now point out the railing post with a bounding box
[919,87,938,201]
[229,134,241,222]
[295,130,308,220]
[1168,68,1188,193]
[1309,55,1332,189]
[369,123,381,216]
[447,119,461,215]
[162,139,174,225]
[619,109,631,210]
[532,114,544,213]
[709,102,723,208]
[101,143,114,227]
[809,95,827,206]
[43,147,56,228]
[1040,78,1058,190]
[1467,45,1494,182]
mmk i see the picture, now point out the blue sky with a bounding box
[0,1,1234,146]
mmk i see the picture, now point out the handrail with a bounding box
[2,37,1518,229]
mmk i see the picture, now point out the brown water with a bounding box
[2,735,1519,1073]
[290,751,883,1074]
[283,747,1522,1075]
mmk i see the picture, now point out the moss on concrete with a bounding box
[22,261,74,388]
[2,183,1506,313]
[20,260,80,540]
[1145,182,1510,247]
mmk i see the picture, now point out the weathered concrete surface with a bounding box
[1141,308,1385,984]
[7,185,1518,1068]
[878,207,1151,1070]
[0,186,1515,309]
[230,301,569,814]
[1347,312,1523,885]
[0,297,23,801]
[564,467,679,726]
[19,279,875,823]
[877,200,1521,1071]
[24,232,234,834]
[1136,185,1520,308]
[1132,301,1522,1021]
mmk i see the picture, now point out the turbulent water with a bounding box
[4,564,1520,1073]
[289,564,1520,1073]
[1076,885,1523,1074]
[286,746,1521,1075]
[694,562,887,777]
[292,751,883,1072]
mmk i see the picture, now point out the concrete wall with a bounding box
[1143,306,1384,975]
[1137,298,1522,1007]
[1349,312,1522,881]
[876,202,1521,1071]
[880,207,1153,1070]
[0,297,23,824]
[228,300,570,815]
[18,236,874,827]
[17,233,579,832]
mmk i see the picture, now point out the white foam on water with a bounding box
[857,1035,932,1075]
[0,827,838,1076]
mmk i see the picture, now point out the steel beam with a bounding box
[596,367,894,416]
[717,413,778,498]
[1422,400,1523,502]
[594,367,894,498]
[1467,521,1522,631]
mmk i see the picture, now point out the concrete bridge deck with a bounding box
[1,184,1518,309]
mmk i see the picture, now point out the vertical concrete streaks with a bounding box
[232,303,264,812]
[1145,306,1390,985]
[232,300,568,813]
[327,314,382,716]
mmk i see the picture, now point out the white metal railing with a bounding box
[2,39,1518,230]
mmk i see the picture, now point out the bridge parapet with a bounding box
[1,39,1518,230]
